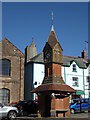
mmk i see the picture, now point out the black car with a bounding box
[14,100,38,116]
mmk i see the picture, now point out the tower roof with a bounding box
[30,38,36,47]
[46,12,63,50]
[47,28,63,51]
[32,83,76,93]
[47,30,58,48]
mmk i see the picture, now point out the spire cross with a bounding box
[51,12,53,25]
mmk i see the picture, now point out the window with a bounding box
[0,59,11,76]
[86,76,90,82]
[0,88,10,104]
[72,77,78,87]
[88,65,90,75]
[72,64,77,72]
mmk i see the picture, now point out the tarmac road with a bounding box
[16,112,90,120]
[70,111,89,118]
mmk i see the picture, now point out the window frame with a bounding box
[0,88,10,104]
[72,64,77,72]
[0,59,11,77]
[72,77,79,87]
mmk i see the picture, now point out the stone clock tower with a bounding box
[43,25,64,84]
[32,14,76,118]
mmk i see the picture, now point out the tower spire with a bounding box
[52,12,53,25]
[51,12,54,31]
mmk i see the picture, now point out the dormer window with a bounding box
[72,64,77,72]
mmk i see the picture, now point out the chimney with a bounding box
[81,50,87,60]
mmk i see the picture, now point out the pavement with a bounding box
[16,112,90,120]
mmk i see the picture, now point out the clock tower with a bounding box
[43,23,64,84]
[32,13,76,118]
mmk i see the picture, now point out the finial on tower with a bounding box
[51,12,54,31]
[30,36,35,47]
[52,12,53,25]
[32,36,34,41]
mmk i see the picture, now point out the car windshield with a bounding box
[71,99,79,105]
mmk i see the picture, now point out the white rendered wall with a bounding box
[62,61,89,98]
[33,63,45,87]
[84,66,89,98]
[33,63,45,100]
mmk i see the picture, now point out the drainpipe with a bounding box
[83,69,85,98]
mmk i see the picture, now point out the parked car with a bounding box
[0,103,18,120]
[13,100,38,116]
[70,98,90,114]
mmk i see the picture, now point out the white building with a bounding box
[62,55,89,99]
[24,52,45,101]
[25,52,89,100]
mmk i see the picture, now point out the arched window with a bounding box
[0,88,10,104]
[72,64,77,72]
[0,59,11,76]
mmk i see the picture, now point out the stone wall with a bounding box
[0,38,24,103]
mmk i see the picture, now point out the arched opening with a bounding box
[0,59,11,76]
[0,88,10,104]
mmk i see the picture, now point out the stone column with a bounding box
[51,93,56,117]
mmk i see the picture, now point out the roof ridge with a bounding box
[63,55,84,59]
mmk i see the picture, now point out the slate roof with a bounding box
[63,56,88,69]
[47,31,58,48]
[28,52,44,63]
[32,83,76,93]
[47,30,63,50]
[27,52,88,69]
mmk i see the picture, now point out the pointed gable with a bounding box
[1,38,24,58]
[47,30,63,51]
[47,31,58,49]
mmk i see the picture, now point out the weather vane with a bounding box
[51,12,53,25]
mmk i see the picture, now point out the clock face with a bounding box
[45,51,51,59]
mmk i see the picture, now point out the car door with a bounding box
[81,99,88,111]
[0,104,8,118]
[75,101,80,112]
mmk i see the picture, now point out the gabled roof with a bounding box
[63,56,87,69]
[28,52,44,63]
[1,38,24,58]
[47,30,63,50]
[47,30,58,48]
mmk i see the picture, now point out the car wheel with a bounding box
[8,111,17,120]
[88,107,90,113]
[70,109,75,114]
